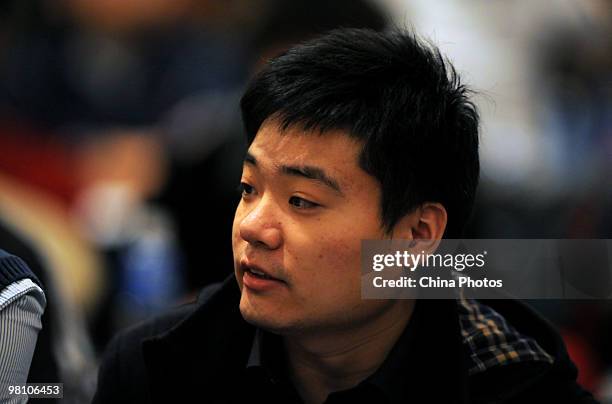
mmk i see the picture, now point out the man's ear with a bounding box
[391,202,448,241]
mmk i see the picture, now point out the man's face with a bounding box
[232,120,398,335]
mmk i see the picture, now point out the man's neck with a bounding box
[283,299,415,404]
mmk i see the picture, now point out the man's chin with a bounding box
[239,298,294,335]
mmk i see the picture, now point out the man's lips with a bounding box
[240,260,285,283]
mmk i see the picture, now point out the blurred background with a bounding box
[0,0,610,402]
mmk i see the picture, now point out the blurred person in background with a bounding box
[0,249,45,404]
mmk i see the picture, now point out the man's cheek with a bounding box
[231,213,244,248]
[317,240,359,274]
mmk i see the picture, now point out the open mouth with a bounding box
[245,267,274,280]
[240,259,284,282]
[241,262,286,291]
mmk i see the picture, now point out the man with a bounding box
[94,29,597,403]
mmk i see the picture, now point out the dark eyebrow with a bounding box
[243,151,343,195]
[280,164,343,195]
[244,152,257,166]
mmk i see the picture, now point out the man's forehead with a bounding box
[247,121,362,166]
[244,122,371,194]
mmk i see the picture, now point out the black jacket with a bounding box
[93,275,597,403]
[0,249,43,291]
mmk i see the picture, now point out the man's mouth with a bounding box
[240,260,284,282]
[245,266,274,280]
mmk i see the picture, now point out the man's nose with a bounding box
[239,197,282,250]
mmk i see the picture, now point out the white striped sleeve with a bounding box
[0,279,46,404]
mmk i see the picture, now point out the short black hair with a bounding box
[240,28,480,237]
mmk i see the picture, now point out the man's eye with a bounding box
[237,182,254,196]
[289,196,319,209]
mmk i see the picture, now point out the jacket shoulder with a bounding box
[93,282,223,404]
[462,298,598,403]
[114,281,223,342]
